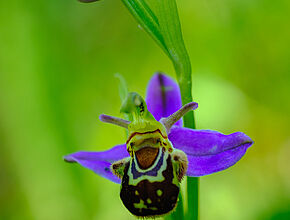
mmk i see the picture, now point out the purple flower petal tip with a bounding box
[63,155,75,163]
[168,127,253,177]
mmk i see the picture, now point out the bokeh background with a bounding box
[0,0,289,219]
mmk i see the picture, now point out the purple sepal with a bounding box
[64,144,129,184]
[168,126,253,176]
[146,73,182,126]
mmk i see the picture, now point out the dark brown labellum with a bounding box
[120,155,179,217]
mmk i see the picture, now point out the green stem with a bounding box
[187,177,199,220]
[175,63,199,220]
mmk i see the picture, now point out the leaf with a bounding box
[153,0,191,81]
[121,0,170,57]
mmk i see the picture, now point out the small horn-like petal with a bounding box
[160,102,198,132]
[99,114,130,129]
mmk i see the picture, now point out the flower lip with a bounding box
[135,147,159,169]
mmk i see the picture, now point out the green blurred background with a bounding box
[0,0,289,219]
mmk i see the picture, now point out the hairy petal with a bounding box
[63,144,128,183]
[168,127,253,176]
[146,73,182,126]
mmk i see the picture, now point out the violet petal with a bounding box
[146,73,182,126]
[64,144,129,183]
[168,126,253,176]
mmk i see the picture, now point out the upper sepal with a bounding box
[168,127,253,176]
[146,73,182,126]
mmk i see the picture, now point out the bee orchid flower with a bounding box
[64,73,253,217]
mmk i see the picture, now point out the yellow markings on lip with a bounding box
[156,189,163,197]
[133,199,147,209]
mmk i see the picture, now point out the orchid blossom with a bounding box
[64,73,253,216]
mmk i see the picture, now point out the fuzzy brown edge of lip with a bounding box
[135,147,159,170]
